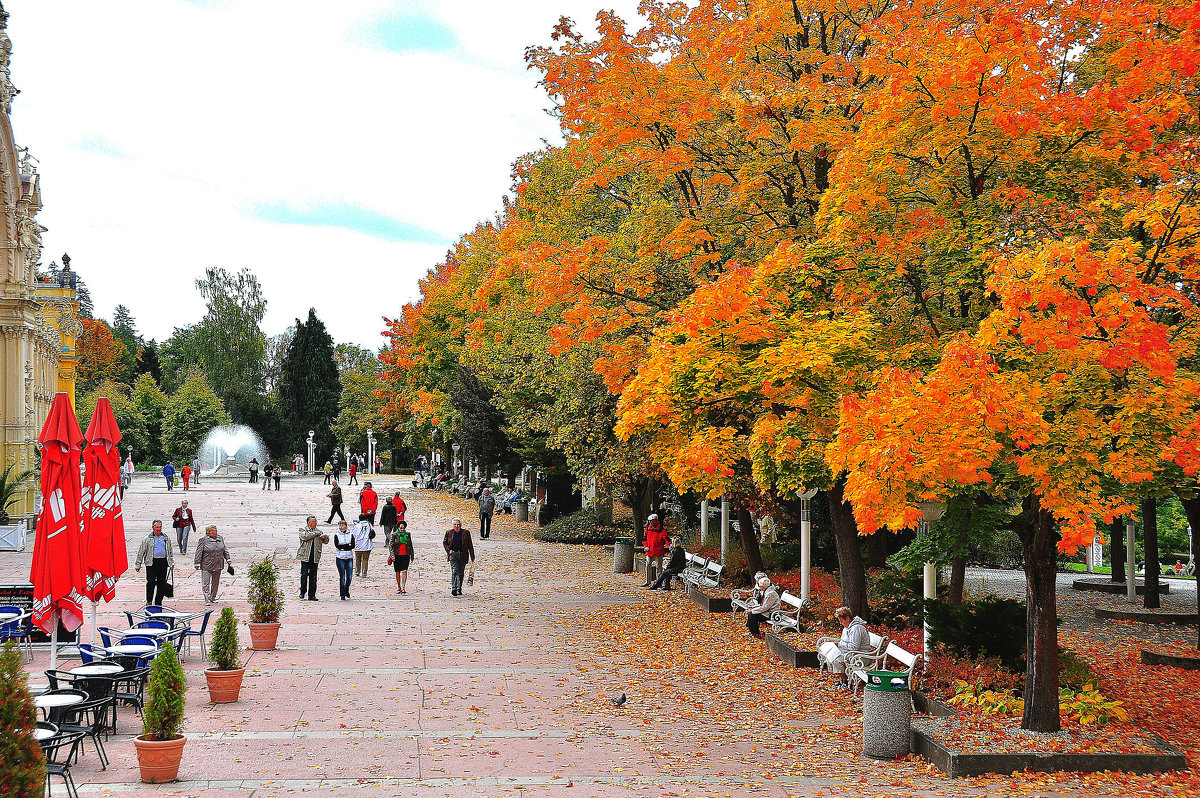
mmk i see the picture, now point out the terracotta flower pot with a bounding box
[248,622,281,651]
[204,667,245,703]
[133,735,186,783]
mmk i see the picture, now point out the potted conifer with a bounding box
[204,607,244,703]
[0,641,44,796]
[134,641,187,783]
[247,556,283,650]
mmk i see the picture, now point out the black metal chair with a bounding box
[56,696,110,769]
[111,666,150,730]
[40,730,84,798]
[36,688,89,726]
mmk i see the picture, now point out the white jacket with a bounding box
[352,520,374,552]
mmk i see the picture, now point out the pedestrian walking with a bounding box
[389,520,415,594]
[193,524,232,606]
[134,520,174,605]
[379,495,397,547]
[333,520,355,600]
[191,458,201,485]
[262,459,272,491]
[442,518,475,597]
[327,480,345,523]
[121,456,134,498]
[323,461,332,485]
[181,463,192,491]
[392,492,407,523]
[249,457,259,484]
[359,481,378,526]
[297,516,329,601]
[163,461,175,491]
[352,517,375,577]
[478,487,496,540]
[273,464,282,490]
[642,513,667,586]
[348,461,358,486]
[171,499,197,555]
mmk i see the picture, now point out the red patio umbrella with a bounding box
[30,393,86,666]
[82,396,126,605]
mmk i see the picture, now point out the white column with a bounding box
[699,499,709,546]
[1126,518,1137,602]
[923,557,937,656]
[720,497,730,564]
[800,497,813,605]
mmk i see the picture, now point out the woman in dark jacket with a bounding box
[649,537,686,591]
[380,499,398,546]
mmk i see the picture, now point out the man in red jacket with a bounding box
[642,513,667,587]
[359,481,378,525]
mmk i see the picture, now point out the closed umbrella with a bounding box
[82,397,127,641]
[30,392,86,668]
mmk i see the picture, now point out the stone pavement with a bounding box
[4,474,1183,797]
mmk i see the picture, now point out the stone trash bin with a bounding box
[862,670,912,759]
[515,501,529,523]
[613,537,635,574]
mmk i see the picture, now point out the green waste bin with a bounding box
[862,671,912,759]
[613,537,634,574]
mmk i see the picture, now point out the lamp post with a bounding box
[700,498,709,545]
[306,430,315,476]
[799,488,818,605]
[366,429,375,476]
[1126,517,1137,602]
[918,500,945,659]
[720,497,730,565]
[451,442,460,476]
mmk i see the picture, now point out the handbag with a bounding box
[226,563,235,576]
[467,563,475,586]
[163,566,175,598]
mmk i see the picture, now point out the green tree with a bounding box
[0,641,44,796]
[132,373,169,463]
[110,304,141,383]
[136,338,163,384]
[331,356,387,454]
[162,368,231,463]
[278,309,341,459]
[76,381,149,461]
[192,266,268,420]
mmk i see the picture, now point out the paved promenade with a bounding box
[4,473,1186,797]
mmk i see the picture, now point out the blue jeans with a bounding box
[449,551,467,593]
[336,558,353,598]
[165,475,173,490]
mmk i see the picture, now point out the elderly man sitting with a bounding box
[743,573,781,640]
[819,606,872,687]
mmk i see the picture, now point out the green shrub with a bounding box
[926,595,1026,672]
[866,567,926,629]
[247,557,283,624]
[0,641,44,796]
[1058,648,1093,691]
[142,642,186,741]
[208,607,241,671]
[534,509,626,545]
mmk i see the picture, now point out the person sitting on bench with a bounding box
[819,606,871,687]
[648,537,687,591]
[744,573,780,639]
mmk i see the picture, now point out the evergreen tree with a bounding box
[136,339,163,383]
[0,642,43,796]
[132,373,169,463]
[277,308,340,458]
[162,367,231,462]
[110,304,140,383]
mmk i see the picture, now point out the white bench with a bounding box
[848,641,920,697]
[679,553,708,588]
[729,585,759,618]
[816,631,887,676]
[769,592,805,634]
[687,560,723,590]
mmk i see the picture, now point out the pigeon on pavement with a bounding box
[611,692,627,707]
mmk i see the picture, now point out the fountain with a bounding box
[199,424,268,479]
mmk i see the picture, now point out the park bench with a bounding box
[686,560,722,591]
[847,641,921,697]
[768,591,805,634]
[815,631,888,676]
[678,553,707,589]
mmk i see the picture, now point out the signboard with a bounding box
[0,583,76,643]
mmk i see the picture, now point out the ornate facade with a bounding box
[0,2,78,523]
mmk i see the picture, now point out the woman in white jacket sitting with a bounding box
[744,573,780,639]
[819,606,872,686]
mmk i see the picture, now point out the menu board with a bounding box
[0,584,77,643]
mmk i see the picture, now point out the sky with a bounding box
[4,0,641,348]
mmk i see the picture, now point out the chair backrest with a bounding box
[76,644,105,664]
[884,643,919,672]
[191,609,213,634]
[868,632,887,652]
[134,620,170,630]
[44,670,82,690]
[96,627,119,647]
[120,635,160,648]
[0,605,21,614]
[779,591,803,610]
[143,605,171,615]
[39,730,84,764]
[706,562,723,577]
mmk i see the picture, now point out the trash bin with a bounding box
[613,537,634,574]
[515,501,529,523]
[862,670,912,759]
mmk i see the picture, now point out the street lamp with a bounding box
[799,488,818,605]
[366,429,375,475]
[306,430,315,476]
[918,500,945,659]
[451,442,460,475]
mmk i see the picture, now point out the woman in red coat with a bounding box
[642,513,667,587]
[181,464,192,491]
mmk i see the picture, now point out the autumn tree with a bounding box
[76,319,128,393]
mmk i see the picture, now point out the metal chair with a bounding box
[132,619,170,631]
[76,643,107,663]
[40,730,85,798]
[0,606,33,659]
[111,666,150,727]
[56,696,111,769]
[181,609,213,659]
[37,688,89,725]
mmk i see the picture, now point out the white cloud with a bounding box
[3,0,640,347]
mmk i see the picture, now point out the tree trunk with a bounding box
[1109,518,1125,582]
[948,555,968,605]
[828,477,870,622]
[737,507,764,579]
[1142,498,1160,609]
[1016,495,1060,733]
[1176,495,1200,651]
[868,530,888,568]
